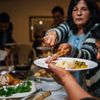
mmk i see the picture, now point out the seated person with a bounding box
[0,12,15,65]
[0,12,15,49]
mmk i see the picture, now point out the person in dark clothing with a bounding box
[0,12,14,49]
[0,12,15,65]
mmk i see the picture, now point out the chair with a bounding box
[12,44,36,65]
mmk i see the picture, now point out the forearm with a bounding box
[46,23,69,43]
[61,74,92,100]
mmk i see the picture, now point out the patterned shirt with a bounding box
[47,22,100,97]
[47,22,97,60]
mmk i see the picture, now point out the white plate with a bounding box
[4,43,16,46]
[34,57,98,71]
[37,81,62,91]
[0,81,36,99]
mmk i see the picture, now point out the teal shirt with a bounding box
[68,33,86,49]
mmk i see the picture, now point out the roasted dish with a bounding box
[0,73,22,87]
[0,72,32,97]
[46,49,70,63]
[55,48,70,57]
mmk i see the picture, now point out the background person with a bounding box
[0,12,15,49]
[0,12,15,65]
[44,0,100,86]
[51,6,65,28]
[51,6,66,53]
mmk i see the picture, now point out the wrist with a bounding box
[61,73,75,85]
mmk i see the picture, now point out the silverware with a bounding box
[20,88,43,100]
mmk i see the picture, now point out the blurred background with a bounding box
[0,0,69,46]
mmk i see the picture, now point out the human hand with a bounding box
[44,30,57,46]
[48,63,70,82]
[58,43,72,55]
[45,54,58,63]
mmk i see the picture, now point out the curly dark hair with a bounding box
[67,0,100,34]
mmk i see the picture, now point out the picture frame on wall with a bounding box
[29,16,54,42]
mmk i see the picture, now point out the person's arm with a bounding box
[57,37,97,61]
[62,72,92,100]
[48,63,93,100]
[44,22,69,46]
[68,38,97,60]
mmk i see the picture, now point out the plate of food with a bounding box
[33,69,54,81]
[34,57,98,71]
[0,73,36,99]
[4,43,16,46]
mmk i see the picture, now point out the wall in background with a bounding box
[0,0,70,45]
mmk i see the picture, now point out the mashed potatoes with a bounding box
[55,60,88,69]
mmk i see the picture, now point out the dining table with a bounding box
[30,78,67,100]
[0,65,68,100]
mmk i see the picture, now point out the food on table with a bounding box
[0,73,22,86]
[0,80,32,97]
[9,71,29,80]
[55,60,88,69]
[46,49,70,63]
[34,69,52,78]
[0,72,32,97]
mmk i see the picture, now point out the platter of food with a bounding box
[0,73,36,99]
[33,69,54,81]
[34,57,98,71]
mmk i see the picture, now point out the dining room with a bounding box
[0,0,100,100]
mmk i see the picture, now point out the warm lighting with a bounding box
[39,20,43,25]
[31,26,34,30]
